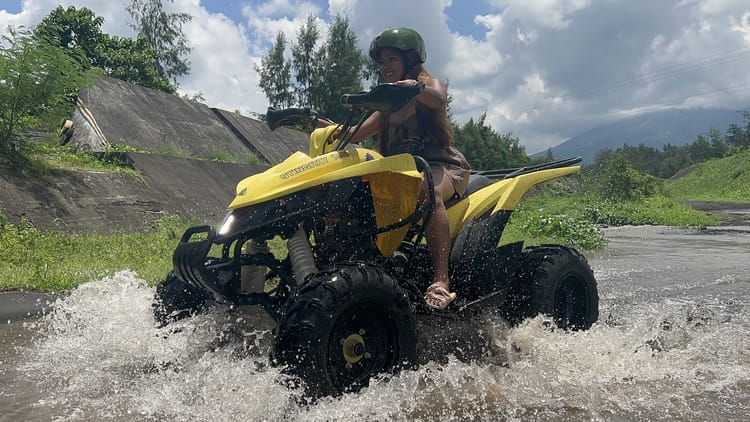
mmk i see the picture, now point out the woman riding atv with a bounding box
[317,27,471,309]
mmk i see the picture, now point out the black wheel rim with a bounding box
[327,304,395,392]
[554,275,587,330]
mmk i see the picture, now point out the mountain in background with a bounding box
[534,108,746,163]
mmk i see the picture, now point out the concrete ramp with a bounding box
[213,109,309,163]
[69,76,309,164]
[1,77,317,234]
[0,154,265,233]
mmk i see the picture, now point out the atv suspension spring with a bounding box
[288,224,318,286]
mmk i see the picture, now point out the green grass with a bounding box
[0,215,292,292]
[14,137,137,175]
[501,187,719,251]
[16,137,266,176]
[666,149,750,203]
[0,216,190,292]
[501,199,607,250]
[0,184,719,293]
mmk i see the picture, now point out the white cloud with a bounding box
[731,11,750,44]
[485,0,592,30]
[177,4,263,115]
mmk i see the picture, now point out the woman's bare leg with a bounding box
[423,165,457,308]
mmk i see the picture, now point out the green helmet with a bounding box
[369,27,426,64]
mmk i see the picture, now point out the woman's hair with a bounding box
[379,60,453,151]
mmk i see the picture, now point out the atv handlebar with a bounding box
[266,107,315,131]
[341,82,424,113]
[266,83,424,132]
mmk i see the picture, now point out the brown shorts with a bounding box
[430,162,470,200]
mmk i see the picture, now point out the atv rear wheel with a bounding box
[507,245,598,330]
[153,272,212,327]
[273,263,417,397]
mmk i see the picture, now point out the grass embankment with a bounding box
[665,149,750,203]
[8,136,265,176]
[0,217,186,292]
[500,185,717,249]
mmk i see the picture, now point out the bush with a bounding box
[516,212,606,250]
[0,27,98,160]
[587,151,663,200]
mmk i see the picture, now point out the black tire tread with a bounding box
[273,263,417,397]
[153,272,212,327]
[505,245,598,330]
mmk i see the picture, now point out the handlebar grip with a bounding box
[266,107,313,131]
[341,82,424,112]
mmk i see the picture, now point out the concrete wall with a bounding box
[0,154,266,233]
[69,76,309,164]
[2,76,314,233]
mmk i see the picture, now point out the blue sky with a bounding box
[3,1,750,153]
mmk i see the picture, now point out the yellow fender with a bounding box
[446,166,580,238]
[228,139,423,256]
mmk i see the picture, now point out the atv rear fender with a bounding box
[446,165,580,238]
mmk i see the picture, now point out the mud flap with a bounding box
[449,211,521,301]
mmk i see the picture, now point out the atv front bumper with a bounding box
[172,225,235,300]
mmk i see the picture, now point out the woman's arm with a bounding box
[394,78,446,111]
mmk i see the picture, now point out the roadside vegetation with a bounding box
[665,149,750,203]
[0,127,739,294]
[0,216,186,292]
[0,148,721,292]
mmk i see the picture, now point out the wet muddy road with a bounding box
[1,224,748,421]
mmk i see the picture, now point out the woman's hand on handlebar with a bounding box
[392,79,420,88]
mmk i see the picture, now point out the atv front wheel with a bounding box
[273,263,417,397]
[153,272,212,327]
[507,245,598,330]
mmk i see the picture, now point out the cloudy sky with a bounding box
[2,0,750,153]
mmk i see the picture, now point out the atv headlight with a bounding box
[218,212,236,235]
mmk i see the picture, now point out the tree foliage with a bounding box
[256,32,293,109]
[96,35,175,93]
[587,151,663,201]
[126,0,192,86]
[453,113,530,170]
[312,14,367,121]
[34,6,103,68]
[726,111,750,149]
[34,5,174,93]
[256,14,367,121]
[291,15,320,109]
[0,27,97,158]
[591,111,749,179]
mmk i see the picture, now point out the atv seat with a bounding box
[445,173,492,209]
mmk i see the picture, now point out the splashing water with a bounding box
[0,228,750,421]
[3,262,749,421]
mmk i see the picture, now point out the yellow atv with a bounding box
[153,83,598,397]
